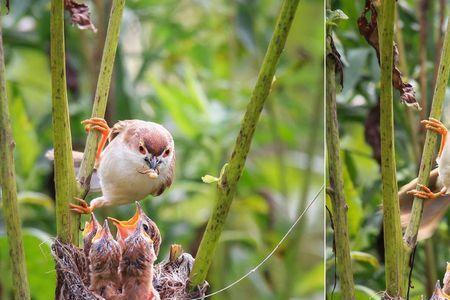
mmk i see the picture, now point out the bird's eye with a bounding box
[163,148,170,157]
[139,145,146,155]
[143,223,149,232]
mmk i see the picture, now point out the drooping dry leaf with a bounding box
[64,0,97,33]
[357,0,420,110]
[326,34,344,88]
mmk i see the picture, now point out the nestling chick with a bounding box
[118,219,160,300]
[89,220,122,299]
[69,118,175,214]
[109,201,161,256]
[82,213,101,258]
[400,118,450,240]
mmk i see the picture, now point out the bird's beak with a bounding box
[144,156,159,179]
[92,220,112,243]
[82,213,100,238]
[108,204,143,240]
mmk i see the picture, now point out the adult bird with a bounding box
[400,117,450,240]
[66,118,175,214]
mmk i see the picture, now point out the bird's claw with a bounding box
[406,184,445,200]
[81,117,111,164]
[421,117,448,157]
[69,197,93,214]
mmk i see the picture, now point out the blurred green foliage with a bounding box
[0,0,323,299]
[327,0,450,298]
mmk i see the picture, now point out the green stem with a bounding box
[0,11,31,300]
[403,15,450,290]
[188,0,300,288]
[326,36,355,299]
[77,0,126,196]
[50,0,79,244]
[378,1,404,296]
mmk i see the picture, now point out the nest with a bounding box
[52,239,208,300]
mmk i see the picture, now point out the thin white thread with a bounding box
[190,185,324,300]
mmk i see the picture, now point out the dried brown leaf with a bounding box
[357,0,420,110]
[64,0,97,32]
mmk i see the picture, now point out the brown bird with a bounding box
[400,118,450,240]
[109,201,161,256]
[118,219,160,300]
[88,220,122,299]
[82,213,101,257]
[67,118,175,214]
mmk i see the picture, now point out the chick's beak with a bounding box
[144,156,159,179]
[108,204,143,240]
[92,220,112,243]
[82,213,100,238]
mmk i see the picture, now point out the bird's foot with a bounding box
[69,197,94,214]
[421,117,448,157]
[406,184,445,200]
[81,117,111,164]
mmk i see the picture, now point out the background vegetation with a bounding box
[0,1,324,299]
[327,0,450,298]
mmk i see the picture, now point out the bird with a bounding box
[66,118,175,214]
[88,219,122,299]
[118,218,160,300]
[82,213,101,258]
[109,201,161,256]
[400,117,450,240]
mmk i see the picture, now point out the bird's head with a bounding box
[89,220,121,272]
[119,218,156,277]
[82,213,101,256]
[124,122,175,179]
[108,202,161,256]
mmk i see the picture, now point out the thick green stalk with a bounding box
[0,12,31,300]
[77,0,125,195]
[326,36,355,299]
[378,0,404,296]
[188,0,300,287]
[403,16,450,288]
[50,0,79,244]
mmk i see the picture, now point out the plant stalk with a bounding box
[403,15,450,290]
[50,0,79,244]
[378,0,404,296]
[326,36,355,299]
[0,11,31,300]
[188,0,300,287]
[77,0,126,196]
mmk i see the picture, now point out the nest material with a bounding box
[52,239,207,300]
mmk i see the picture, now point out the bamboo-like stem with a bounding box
[188,0,300,287]
[77,0,125,197]
[403,17,450,290]
[378,0,404,297]
[0,11,31,300]
[326,38,355,299]
[50,0,79,244]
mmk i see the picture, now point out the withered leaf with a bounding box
[64,0,97,33]
[326,34,344,88]
[357,0,420,110]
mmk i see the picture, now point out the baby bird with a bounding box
[109,202,161,256]
[88,220,122,299]
[118,219,160,300]
[400,118,450,240]
[82,213,101,258]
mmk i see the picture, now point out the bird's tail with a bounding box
[45,149,101,193]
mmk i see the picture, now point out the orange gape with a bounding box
[81,117,111,162]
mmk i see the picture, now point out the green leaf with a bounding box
[202,174,219,183]
[326,9,349,27]
[350,251,380,268]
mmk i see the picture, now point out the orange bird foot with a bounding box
[69,197,94,214]
[81,117,111,163]
[406,184,445,200]
[421,117,448,157]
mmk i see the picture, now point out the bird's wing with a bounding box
[45,149,102,193]
[108,120,131,142]
[399,168,450,240]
